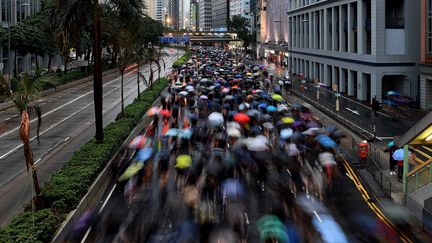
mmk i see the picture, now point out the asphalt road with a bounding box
[0,48,184,226]
[75,103,387,243]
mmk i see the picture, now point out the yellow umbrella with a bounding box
[271,94,284,102]
[246,72,253,76]
[175,154,192,169]
[118,163,144,181]
[281,117,295,124]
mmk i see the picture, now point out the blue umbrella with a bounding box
[266,105,277,112]
[180,129,193,139]
[312,214,348,243]
[387,91,400,96]
[387,141,395,148]
[135,147,153,161]
[258,103,268,110]
[165,128,179,137]
[316,134,338,148]
[221,179,244,199]
[392,148,405,161]
[235,74,242,78]
[324,126,337,133]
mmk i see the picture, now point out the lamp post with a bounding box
[7,1,30,79]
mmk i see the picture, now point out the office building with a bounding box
[229,0,251,22]
[256,0,267,45]
[263,0,420,104]
[212,0,229,31]
[198,0,212,31]
[166,0,179,29]
[420,0,432,110]
[190,0,198,31]
[1,0,42,76]
[179,0,191,30]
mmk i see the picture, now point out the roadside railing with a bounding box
[291,81,374,139]
[349,136,397,198]
[406,160,432,194]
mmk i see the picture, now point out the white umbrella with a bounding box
[246,135,269,151]
[200,95,208,100]
[280,128,293,139]
[319,152,337,166]
[277,104,289,112]
[287,143,300,156]
[302,127,321,136]
[208,112,224,127]
[262,122,274,130]
[227,128,241,138]
[227,121,241,130]
[179,91,188,96]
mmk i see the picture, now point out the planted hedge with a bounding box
[172,49,192,68]
[0,77,170,242]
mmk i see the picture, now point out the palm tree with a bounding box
[0,74,55,205]
[50,0,145,143]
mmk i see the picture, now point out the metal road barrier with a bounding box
[290,81,374,139]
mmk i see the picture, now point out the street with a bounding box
[61,47,414,243]
[0,48,184,226]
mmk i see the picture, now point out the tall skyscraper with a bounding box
[198,0,212,31]
[145,0,163,21]
[166,0,179,29]
[212,0,229,31]
[229,0,251,22]
[190,0,198,31]
[179,0,191,30]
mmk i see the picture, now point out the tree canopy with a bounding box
[228,15,256,50]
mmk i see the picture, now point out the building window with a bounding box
[427,0,432,60]
[385,0,405,29]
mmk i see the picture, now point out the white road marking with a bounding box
[80,184,117,243]
[345,172,353,181]
[345,108,360,116]
[0,56,175,140]
[0,57,177,160]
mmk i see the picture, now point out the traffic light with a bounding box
[372,98,382,116]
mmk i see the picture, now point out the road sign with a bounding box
[159,37,190,43]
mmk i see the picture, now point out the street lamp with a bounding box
[7,2,30,79]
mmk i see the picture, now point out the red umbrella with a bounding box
[233,113,250,124]
[128,135,147,149]
[160,109,171,117]
[232,85,239,89]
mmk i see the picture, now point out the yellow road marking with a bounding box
[422,146,432,153]
[339,155,412,243]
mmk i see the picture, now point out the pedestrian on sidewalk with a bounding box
[384,146,397,175]
[397,159,403,181]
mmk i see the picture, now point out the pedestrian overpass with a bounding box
[161,31,241,43]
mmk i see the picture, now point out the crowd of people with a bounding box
[67,47,404,243]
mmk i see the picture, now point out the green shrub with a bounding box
[0,77,170,242]
[0,209,64,243]
[172,49,192,68]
